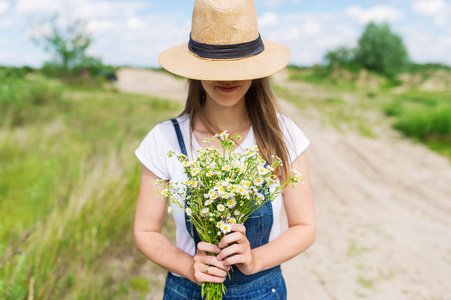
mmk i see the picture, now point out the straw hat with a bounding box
[158,0,290,81]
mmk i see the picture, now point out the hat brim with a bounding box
[158,41,290,81]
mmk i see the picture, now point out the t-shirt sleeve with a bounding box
[135,125,170,180]
[280,115,311,164]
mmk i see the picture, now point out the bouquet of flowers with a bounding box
[156,131,303,300]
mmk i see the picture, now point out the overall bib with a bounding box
[162,119,287,300]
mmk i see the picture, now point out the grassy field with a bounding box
[282,67,451,159]
[0,74,180,299]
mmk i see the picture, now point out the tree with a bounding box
[32,13,101,78]
[324,46,356,67]
[354,22,409,78]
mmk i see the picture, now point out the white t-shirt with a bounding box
[135,113,310,257]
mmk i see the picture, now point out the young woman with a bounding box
[133,0,316,299]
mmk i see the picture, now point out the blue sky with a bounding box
[0,0,450,67]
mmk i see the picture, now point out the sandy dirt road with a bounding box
[117,68,451,300]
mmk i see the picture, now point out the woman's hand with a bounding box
[216,224,257,275]
[193,242,230,285]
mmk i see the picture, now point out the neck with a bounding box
[198,97,250,134]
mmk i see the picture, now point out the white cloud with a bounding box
[412,0,450,26]
[86,19,116,34]
[303,21,322,37]
[0,0,10,15]
[258,12,279,28]
[16,0,62,14]
[127,16,148,31]
[346,5,404,24]
[314,36,345,49]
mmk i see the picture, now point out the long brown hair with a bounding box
[180,78,291,183]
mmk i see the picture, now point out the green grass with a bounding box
[282,67,451,159]
[382,91,451,157]
[0,78,180,299]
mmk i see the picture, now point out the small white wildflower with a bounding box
[226,199,236,208]
[216,186,226,197]
[219,130,229,140]
[234,210,240,216]
[205,199,213,206]
[167,206,173,214]
[258,166,268,175]
[231,160,241,167]
[238,186,245,195]
[201,208,209,217]
[222,165,231,172]
[221,223,232,234]
[217,204,225,212]
[256,192,265,200]
[216,221,223,228]
[182,161,191,167]
[228,217,236,225]
[253,177,264,186]
[186,208,192,216]
[240,165,247,174]
[241,180,250,189]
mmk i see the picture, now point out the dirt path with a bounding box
[117,69,451,300]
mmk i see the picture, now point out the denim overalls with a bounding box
[162,119,287,300]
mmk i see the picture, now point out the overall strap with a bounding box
[170,119,202,246]
[171,119,188,156]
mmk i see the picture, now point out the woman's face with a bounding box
[201,80,252,108]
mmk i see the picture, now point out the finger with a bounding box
[200,255,231,272]
[231,224,246,235]
[216,243,243,260]
[201,265,228,278]
[197,242,221,255]
[194,272,226,284]
[223,254,247,266]
[218,232,246,248]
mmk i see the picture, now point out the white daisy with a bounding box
[167,206,173,214]
[253,177,264,186]
[222,165,231,172]
[256,192,265,200]
[226,199,236,208]
[258,166,268,175]
[186,208,192,216]
[221,223,232,234]
[201,208,209,217]
[217,204,225,212]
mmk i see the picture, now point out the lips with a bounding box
[217,85,239,93]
